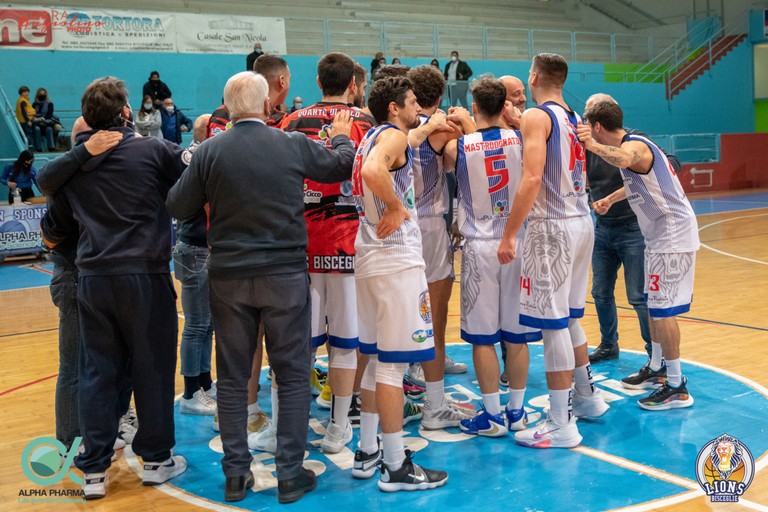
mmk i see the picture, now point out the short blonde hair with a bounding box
[224,72,268,119]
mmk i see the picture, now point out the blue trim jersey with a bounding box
[413,115,449,218]
[455,127,524,240]
[620,134,700,253]
[530,102,589,220]
[353,124,424,278]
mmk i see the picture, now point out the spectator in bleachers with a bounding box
[290,97,303,113]
[431,59,440,69]
[444,50,472,108]
[1,150,38,204]
[246,43,264,72]
[15,86,35,149]
[370,52,384,79]
[136,95,162,137]
[32,88,58,152]
[161,98,193,144]
[143,71,173,108]
[391,57,401,65]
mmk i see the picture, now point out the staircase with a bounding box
[665,34,746,100]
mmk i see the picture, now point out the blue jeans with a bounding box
[33,123,54,152]
[51,263,80,448]
[173,241,213,377]
[210,271,311,480]
[591,218,652,356]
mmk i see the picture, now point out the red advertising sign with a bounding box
[0,9,52,47]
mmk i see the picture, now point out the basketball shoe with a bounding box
[459,408,507,437]
[407,364,425,387]
[352,443,382,479]
[621,363,667,389]
[378,450,448,492]
[505,406,528,431]
[444,355,467,374]
[316,383,332,409]
[421,398,475,429]
[248,423,277,453]
[572,389,610,419]
[310,368,323,396]
[403,398,423,425]
[118,407,138,444]
[402,375,426,400]
[83,471,108,500]
[638,377,694,410]
[348,393,361,426]
[212,410,271,433]
[514,414,582,449]
[320,420,353,454]
[143,455,188,486]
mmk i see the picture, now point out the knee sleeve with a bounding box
[329,347,358,370]
[543,329,575,372]
[375,361,408,387]
[361,355,378,392]
[568,319,587,348]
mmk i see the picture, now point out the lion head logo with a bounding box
[522,222,571,316]
[710,434,743,480]
[647,252,693,299]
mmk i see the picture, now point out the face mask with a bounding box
[143,103,153,110]
[294,102,303,109]
[38,94,46,101]
[451,55,458,62]
[165,106,175,113]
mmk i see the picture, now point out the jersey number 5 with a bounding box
[484,154,509,194]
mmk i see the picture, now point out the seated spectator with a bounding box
[15,86,35,148]
[143,71,173,108]
[136,95,162,137]
[32,88,58,152]
[290,97,303,113]
[391,57,401,65]
[1,150,38,204]
[161,98,193,144]
[370,52,384,78]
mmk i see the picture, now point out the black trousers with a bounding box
[209,271,312,481]
[74,273,178,473]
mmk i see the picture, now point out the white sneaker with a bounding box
[572,389,610,419]
[247,423,277,453]
[204,382,217,400]
[118,407,138,444]
[514,414,582,449]
[320,420,353,454]
[113,437,126,451]
[421,399,475,429]
[213,410,271,433]
[444,355,467,374]
[83,471,108,500]
[180,389,217,416]
[143,455,188,486]
[408,364,425,386]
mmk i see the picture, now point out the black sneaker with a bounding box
[638,377,694,411]
[621,363,667,389]
[351,446,382,479]
[277,468,317,504]
[348,393,361,426]
[224,471,254,502]
[315,367,328,386]
[588,344,619,363]
[377,450,448,492]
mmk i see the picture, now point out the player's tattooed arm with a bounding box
[408,110,452,148]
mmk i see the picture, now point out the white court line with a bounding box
[698,213,768,265]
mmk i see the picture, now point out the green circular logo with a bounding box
[21,437,83,486]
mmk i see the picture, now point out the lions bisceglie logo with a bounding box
[695,434,754,502]
[418,290,431,324]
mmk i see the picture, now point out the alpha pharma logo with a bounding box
[21,437,82,486]
[695,434,754,503]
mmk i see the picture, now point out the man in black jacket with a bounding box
[143,71,172,107]
[443,50,472,108]
[584,93,682,364]
[40,76,190,500]
[167,71,355,505]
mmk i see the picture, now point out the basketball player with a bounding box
[443,76,542,436]
[352,76,447,491]
[278,52,374,454]
[498,54,608,449]
[578,101,698,410]
[404,65,477,429]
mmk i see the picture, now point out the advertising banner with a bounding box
[0,204,47,259]
[175,14,286,54]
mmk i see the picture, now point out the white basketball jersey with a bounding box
[455,127,524,240]
[413,115,449,218]
[621,134,700,253]
[530,102,589,220]
[353,124,424,278]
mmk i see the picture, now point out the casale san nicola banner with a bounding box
[0,6,286,54]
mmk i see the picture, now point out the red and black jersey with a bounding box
[279,102,375,273]
[207,105,230,139]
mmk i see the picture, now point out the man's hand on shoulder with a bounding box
[327,110,352,140]
[84,131,122,156]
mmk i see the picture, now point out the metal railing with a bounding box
[651,133,720,163]
[284,18,678,64]
[1,86,28,153]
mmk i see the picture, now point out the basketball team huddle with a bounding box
[38,49,699,504]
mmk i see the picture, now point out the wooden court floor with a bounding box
[0,205,766,511]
